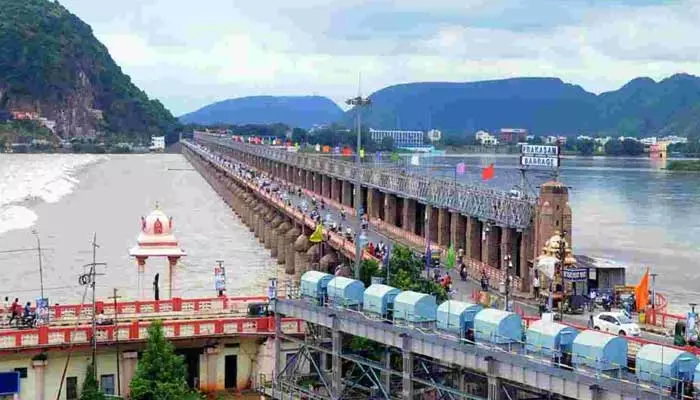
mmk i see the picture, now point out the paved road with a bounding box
[226,152,674,345]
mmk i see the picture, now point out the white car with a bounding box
[593,312,641,336]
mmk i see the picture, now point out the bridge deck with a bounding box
[201,138,535,229]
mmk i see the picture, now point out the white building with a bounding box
[427,129,442,142]
[475,130,498,145]
[640,137,657,146]
[150,136,165,151]
[369,128,425,149]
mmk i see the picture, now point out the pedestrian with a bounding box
[9,298,19,326]
[533,272,541,300]
[459,262,467,281]
[153,273,160,301]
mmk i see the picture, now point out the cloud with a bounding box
[60,0,700,116]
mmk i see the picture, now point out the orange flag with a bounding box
[635,268,649,312]
[481,163,495,181]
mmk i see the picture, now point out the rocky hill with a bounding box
[347,75,700,137]
[0,0,177,139]
[179,96,344,129]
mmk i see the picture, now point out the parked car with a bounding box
[593,311,641,336]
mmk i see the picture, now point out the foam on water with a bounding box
[0,154,106,235]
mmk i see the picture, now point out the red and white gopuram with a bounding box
[129,203,186,299]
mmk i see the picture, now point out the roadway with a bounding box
[213,146,675,346]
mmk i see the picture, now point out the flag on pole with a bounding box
[635,268,649,312]
[360,148,365,158]
[410,154,420,166]
[445,244,456,270]
[390,152,400,162]
[342,147,352,156]
[481,163,495,181]
[315,144,321,152]
[456,162,466,176]
[309,224,324,243]
[376,151,382,162]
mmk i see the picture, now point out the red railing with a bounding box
[0,296,270,322]
[0,316,303,351]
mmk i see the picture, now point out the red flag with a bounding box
[481,163,495,181]
[342,147,352,156]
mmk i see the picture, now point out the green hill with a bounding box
[347,75,700,138]
[0,0,177,140]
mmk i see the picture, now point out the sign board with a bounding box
[36,297,49,326]
[520,156,559,168]
[563,268,588,282]
[521,145,559,156]
[214,265,226,291]
[0,371,20,395]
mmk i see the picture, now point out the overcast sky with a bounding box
[60,0,700,116]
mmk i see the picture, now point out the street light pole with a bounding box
[32,230,44,300]
[346,94,371,280]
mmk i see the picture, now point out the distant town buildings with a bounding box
[499,128,528,144]
[150,136,165,151]
[427,129,442,142]
[475,130,499,145]
[369,128,425,149]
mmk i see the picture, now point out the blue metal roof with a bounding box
[525,320,579,358]
[571,330,627,371]
[393,291,437,323]
[473,308,522,344]
[327,277,365,307]
[301,271,333,284]
[436,300,482,333]
[636,344,699,388]
[363,284,401,317]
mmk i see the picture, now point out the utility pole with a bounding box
[91,233,99,374]
[109,288,122,396]
[346,80,371,280]
[31,230,45,299]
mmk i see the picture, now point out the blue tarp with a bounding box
[393,291,437,323]
[473,309,522,344]
[300,271,333,301]
[636,344,698,389]
[436,300,482,334]
[571,330,627,371]
[363,284,401,317]
[525,320,579,358]
[694,363,700,392]
[327,277,365,307]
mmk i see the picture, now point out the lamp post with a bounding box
[346,95,371,280]
[31,230,45,300]
[650,273,658,324]
[557,230,567,322]
[504,254,512,311]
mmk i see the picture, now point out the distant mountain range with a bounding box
[183,74,700,138]
[179,96,344,129]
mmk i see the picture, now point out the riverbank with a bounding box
[666,160,700,171]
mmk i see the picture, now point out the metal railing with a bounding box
[193,138,536,229]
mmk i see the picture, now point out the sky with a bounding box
[59,0,700,116]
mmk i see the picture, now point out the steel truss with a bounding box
[260,327,488,400]
[195,138,536,229]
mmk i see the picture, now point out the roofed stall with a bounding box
[571,330,627,372]
[363,284,401,319]
[635,344,698,389]
[327,277,365,308]
[525,320,579,360]
[436,300,482,338]
[393,291,437,324]
[473,309,523,345]
[300,271,333,304]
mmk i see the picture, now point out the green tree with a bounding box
[379,136,395,151]
[130,321,189,400]
[80,362,105,400]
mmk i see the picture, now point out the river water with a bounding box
[0,153,280,304]
[0,152,697,312]
[422,154,700,312]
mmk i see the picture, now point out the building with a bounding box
[499,128,528,144]
[150,136,165,152]
[427,129,442,142]
[369,128,424,149]
[475,130,499,145]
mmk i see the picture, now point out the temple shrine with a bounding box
[129,202,186,299]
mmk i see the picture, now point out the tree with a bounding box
[80,362,105,400]
[379,136,395,151]
[130,321,189,400]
